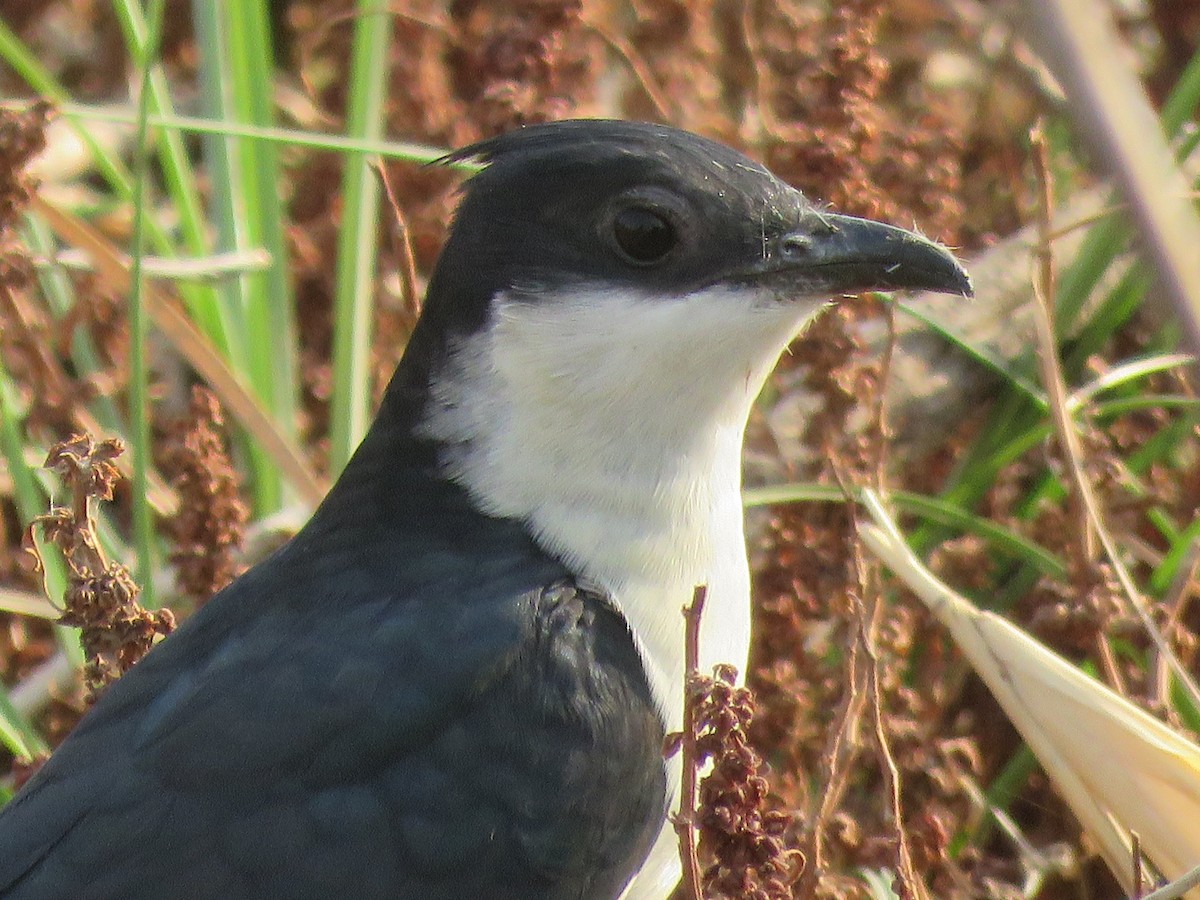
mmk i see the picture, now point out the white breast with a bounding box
[420,282,827,897]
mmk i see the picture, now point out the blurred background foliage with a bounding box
[2,0,1200,896]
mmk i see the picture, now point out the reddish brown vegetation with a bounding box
[159,386,248,605]
[693,663,801,899]
[3,1,1200,897]
[32,435,174,701]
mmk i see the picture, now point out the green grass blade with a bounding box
[227,1,300,495]
[34,102,452,164]
[124,0,169,608]
[110,0,235,358]
[895,299,1046,408]
[1161,44,1200,135]
[0,684,44,759]
[191,1,290,513]
[190,2,252,357]
[1066,353,1194,411]
[225,6,300,444]
[328,1,396,476]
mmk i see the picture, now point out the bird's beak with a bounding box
[769,212,973,299]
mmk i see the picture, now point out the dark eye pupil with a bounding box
[613,207,675,263]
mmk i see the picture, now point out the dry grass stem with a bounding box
[373,160,423,337]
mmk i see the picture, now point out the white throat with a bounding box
[420,283,826,732]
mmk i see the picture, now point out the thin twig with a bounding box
[1094,629,1129,698]
[795,461,867,897]
[372,159,422,335]
[797,620,863,894]
[796,318,902,896]
[582,19,673,122]
[856,302,927,898]
[1031,133,1128,697]
[857,585,930,900]
[674,585,707,900]
[1151,540,1200,713]
[1030,123,1096,569]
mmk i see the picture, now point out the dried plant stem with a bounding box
[675,585,707,900]
[846,496,928,898]
[373,160,422,335]
[28,248,272,281]
[582,19,673,121]
[1094,630,1129,697]
[1029,124,1095,570]
[858,297,929,896]
[797,608,865,894]
[1152,543,1200,714]
[855,560,929,900]
[1029,124,1200,711]
[863,626,927,900]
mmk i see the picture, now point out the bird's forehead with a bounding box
[455,121,806,224]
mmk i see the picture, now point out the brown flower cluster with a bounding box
[0,103,113,435]
[0,103,64,432]
[449,0,600,133]
[752,0,963,238]
[0,101,49,229]
[693,663,801,899]
[31,435,174,701]
[158,387,248,605]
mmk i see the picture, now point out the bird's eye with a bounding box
[612,206,676,265]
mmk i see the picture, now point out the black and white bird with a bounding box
[0,120,970,899]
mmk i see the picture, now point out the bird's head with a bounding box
[413,120,970,353]
[399,120,970,471]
